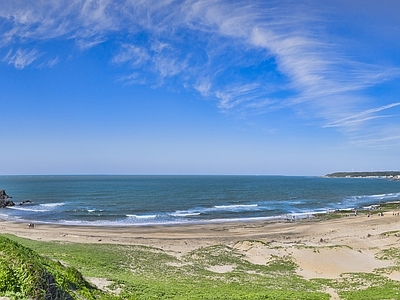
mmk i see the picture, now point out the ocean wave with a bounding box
[0,205,384,226]
[165,204,261,217]
[38,215,284,226]
[365,192,399,199]
[6,206,48,212]
[5,202,65,213]
[40,203,65,207]
[170,211,201,217]
[126,214,157,219]
[212,204,259,211]
[346,192,400,203]
[214,204,258,208]
[55,218,186,226]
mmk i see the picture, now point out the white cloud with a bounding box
[352,132,400,148]
[215,83,261,111]
[194,78,212,96]
[152,52,188,78]
[111,44,149,66]
[116,72,146,85]
[324,102,400,129]
[76,38,106,50]
[1,0,400,146]
[38,56,59,68]
[3,48,41,69]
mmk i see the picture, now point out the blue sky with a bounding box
[1,0,400,176]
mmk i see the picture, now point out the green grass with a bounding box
[310,246,400,299]
[376,247,400,265]
[0,235,104,300]
[312,201,400,221]
[381,230,400,237]
[378,202,400,210]
[2,233,400,299]
[314,273,400,300]
[1,234,330,299]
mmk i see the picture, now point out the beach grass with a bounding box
[0,235,103,300]
[314,272,400,300]
[2,234,330,299]
[2,203,400,299]
[1,234,400,299]
[3,232,400,300]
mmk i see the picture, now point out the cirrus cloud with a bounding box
[1,0,400,146]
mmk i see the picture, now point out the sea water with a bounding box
[0,175,399,226]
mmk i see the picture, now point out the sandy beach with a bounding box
[2,210,400,283]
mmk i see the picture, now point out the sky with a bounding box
[1,0,400,176]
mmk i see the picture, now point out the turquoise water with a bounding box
[0,175,399,226]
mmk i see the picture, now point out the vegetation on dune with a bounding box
[0,235,103,300]
[311,202,400,221]
[325,171,400,178]
[1,235,329,299]
[314,272,400,300]
[2,232,400,299]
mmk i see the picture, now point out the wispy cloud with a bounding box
[3,48,41,69]
[1,0,399,146]
[324,102,400,128]
[351,131,400,148]
[38,56,59,68]
[215,83,262,111]
[116,72,147,85]
[76,38,106,50]
[111,44,150,67]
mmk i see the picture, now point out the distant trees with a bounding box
[325,171,400,178]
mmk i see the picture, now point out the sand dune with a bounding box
[1,211,400,281]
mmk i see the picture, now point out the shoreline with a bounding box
[1,203,399,245]
[1,202,400,282]
[2,176,399,229]
[0,200,390,227]
[2,197,397,226]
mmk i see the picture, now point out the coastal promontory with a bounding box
[325,171,400,180]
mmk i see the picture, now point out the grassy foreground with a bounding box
[1,223,400,299]
[0,235,101,299]
[1,234,327,300]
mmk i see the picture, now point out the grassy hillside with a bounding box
[0,236,103,300]
[2,232,400,299]
[1,234,329,300]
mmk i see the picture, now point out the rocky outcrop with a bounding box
[19,200,32,205]
[0,189,15,208]
[0,189,10,199]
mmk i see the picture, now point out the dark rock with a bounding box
[19,200,32,205]
[0,199,15,208]
[0,189,11,199]
[0,189,15,208]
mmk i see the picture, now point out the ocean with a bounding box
[0,175,399,226]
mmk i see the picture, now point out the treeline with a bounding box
[325,171,400,178]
